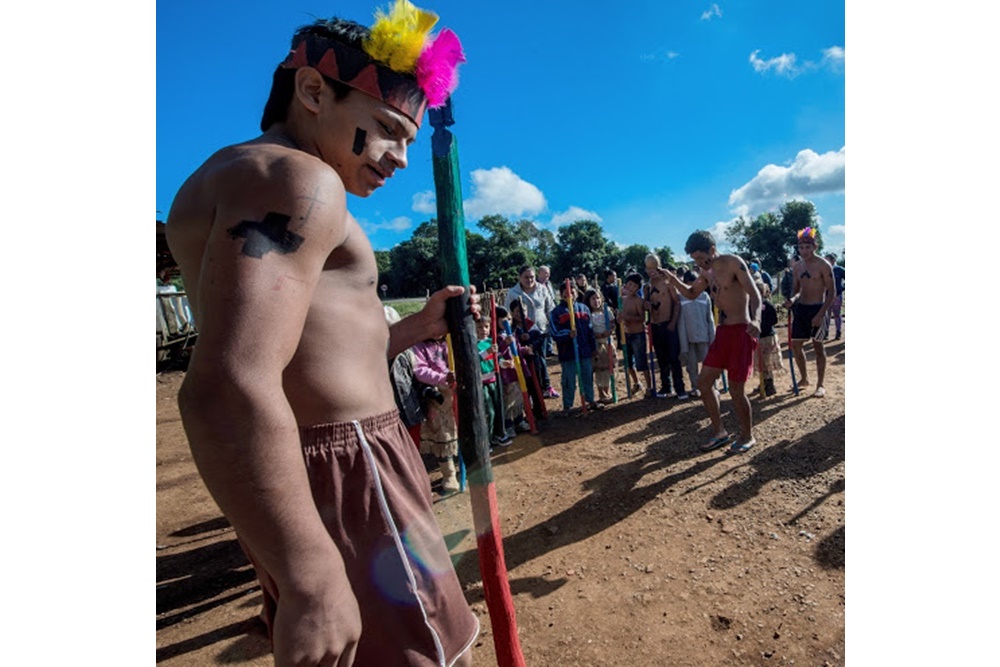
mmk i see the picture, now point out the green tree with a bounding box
[724,212,790,275]
[387,220,440,296]
[617,243,651,277]
[551,220,616,283]
[780,200,824,251]
[374,250,391,280]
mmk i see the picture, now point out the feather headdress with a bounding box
[279,0,465,127]
[797,227,817,242]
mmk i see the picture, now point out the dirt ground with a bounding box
[156,326,845,666]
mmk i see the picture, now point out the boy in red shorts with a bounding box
[660,231,762,454]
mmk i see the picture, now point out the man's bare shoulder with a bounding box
[716,254,749,277]
[191,140,345,204]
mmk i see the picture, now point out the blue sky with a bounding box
[157,0,845,260]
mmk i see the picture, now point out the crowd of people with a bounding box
[387,227,845,490]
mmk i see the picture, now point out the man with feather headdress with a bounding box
[165,2,478,665]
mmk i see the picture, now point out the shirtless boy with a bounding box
[165,6,478,665]
[620,273,653,397]
[644,253,686,399]
[783,227,836,397]
[661,231,762,454]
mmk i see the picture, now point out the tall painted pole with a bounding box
[430,99,526,667]
[603,301,618,403]
[617,278,632,398]
[565,278,587,413]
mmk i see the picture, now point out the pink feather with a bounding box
[416,28,466,107]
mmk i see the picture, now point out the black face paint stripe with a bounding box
[352,128,367,155]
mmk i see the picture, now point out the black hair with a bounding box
[684,230,715,255]
[682,270,697,283]
[517,265,534,277]
[495,306,509,319]
[510,297,524,313]
[605,269,616,278]
[583,288,600,305]
[625,273,643,287]
[261,18,369,132]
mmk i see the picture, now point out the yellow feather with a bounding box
[364,0,438,73]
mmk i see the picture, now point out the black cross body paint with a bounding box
[227,212,305,259]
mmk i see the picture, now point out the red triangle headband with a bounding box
[280,38,429,128]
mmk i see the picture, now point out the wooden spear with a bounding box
[430,99,526,667]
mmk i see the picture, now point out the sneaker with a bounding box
[544,387,560,398]
[515,419,531,432]
[656,389,675,398]
[690,389,701,398]
[644,389,657,399]
[676,392,689,400]
[764,378,776,396]
[492,435,513,447]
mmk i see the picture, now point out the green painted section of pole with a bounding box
[430,99,526,667]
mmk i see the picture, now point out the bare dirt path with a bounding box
[157,327,845,666]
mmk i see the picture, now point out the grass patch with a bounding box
[384,299,425,318]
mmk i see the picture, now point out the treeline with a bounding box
[376,201,839,298]
[376,214,681,298]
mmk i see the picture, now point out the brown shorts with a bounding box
[244,409,479,666]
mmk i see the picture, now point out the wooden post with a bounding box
[430,99,526,667]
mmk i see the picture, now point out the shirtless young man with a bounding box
[644,254,686,399]
[783,227,836,397]
[620,273,653,397]
[660,231,762,454]
[165,7,478,666]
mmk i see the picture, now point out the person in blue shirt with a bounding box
[549,281,600,412]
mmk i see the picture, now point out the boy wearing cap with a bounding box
[165,4,478,665]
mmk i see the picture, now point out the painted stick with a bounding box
[757,346,766,398]
[488,293,506,437]
[787,308,799,395]
[565,278,588,413]
[713,304,728,393]
[445,333,466,492]
[430,100,525,667]
[501,319,538,433]
[603,302,618,403]
[524,341,548,420]
[617,278,632,398]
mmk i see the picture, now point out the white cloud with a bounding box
[701,3,723,21]
[463,166,547,220]
[749,50,798,77]
[728,147,845,216]
[750,46,844,77]
[828,224,845,235]
[822,46,845,68]
[550,206,602,228]
[411,190,436,214]
[361,216,413,233]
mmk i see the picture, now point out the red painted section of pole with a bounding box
[471,483,526,667]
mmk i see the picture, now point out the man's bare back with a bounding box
[167,138,397,426]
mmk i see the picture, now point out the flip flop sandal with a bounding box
[727,439,756,454]
[700,433,736,452]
